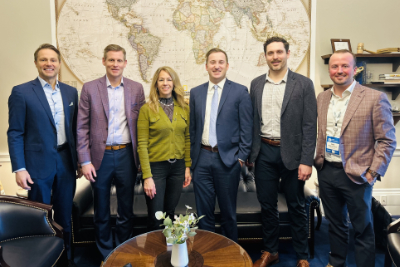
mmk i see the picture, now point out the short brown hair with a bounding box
[330,49,357,66]
[205,48,228,63]
[103,44,126,60]
[263,36,290,54]
[34,43,61,62]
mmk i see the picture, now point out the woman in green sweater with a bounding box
[137,66,191,230]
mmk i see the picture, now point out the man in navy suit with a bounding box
[7,44,81,266]
[189,48,253,241]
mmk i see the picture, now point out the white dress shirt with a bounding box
[325,80,356,162]
[201,78,226,146]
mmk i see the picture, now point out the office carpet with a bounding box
[74,217,391,266]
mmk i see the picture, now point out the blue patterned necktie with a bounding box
[209,85,219,147]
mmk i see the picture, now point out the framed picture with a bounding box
[331,39,352,52]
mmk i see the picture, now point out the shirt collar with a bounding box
[266,68,288,84]
[38,76,60,91]
[106,76,124,88]
[209,78,226,91]
[331,80,356,98]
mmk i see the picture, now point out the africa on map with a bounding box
[57,0,310,93]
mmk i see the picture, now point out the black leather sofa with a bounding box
[0,195,64,267]
[385,218,400,267]
[71,167,321,258]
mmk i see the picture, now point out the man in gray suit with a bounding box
[250,37,317,267]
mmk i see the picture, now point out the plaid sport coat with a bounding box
[314,83,396,184]
[76,75,145,170]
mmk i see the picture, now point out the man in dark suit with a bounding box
[7,43,81,266]
[189,48,253,242]
[77,44,145,260]
[250,37,317,267]
[314,50,396,267]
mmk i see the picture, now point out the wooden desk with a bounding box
[103,229,253,267]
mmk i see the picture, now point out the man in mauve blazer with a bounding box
[8,44,80,266]
[249,37,316,267]
[190,48,253,242]
[77,44,145,260]
[314,50,396,267]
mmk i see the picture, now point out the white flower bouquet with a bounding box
[155,205,204,245]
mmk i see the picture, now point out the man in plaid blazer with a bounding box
[314,50,396,267]
[77,44,145,260]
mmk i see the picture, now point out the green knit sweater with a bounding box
[137,99,191,179]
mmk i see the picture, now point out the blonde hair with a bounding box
[148,66,187,113]
[103,44,126,60]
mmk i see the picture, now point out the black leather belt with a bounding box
[324,160,343,169]
[57,143,68,151]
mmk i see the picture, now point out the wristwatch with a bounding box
[367,168,379,179]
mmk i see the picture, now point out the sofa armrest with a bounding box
[73,179,92,217]
[388,218,400,234]
[304,186,320,207]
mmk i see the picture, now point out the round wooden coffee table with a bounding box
[103,229,253,266]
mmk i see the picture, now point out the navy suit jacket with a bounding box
[8,78,78,178]
[189,79,253,169]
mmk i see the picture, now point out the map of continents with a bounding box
[57,0,310,92]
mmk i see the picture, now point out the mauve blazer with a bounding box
[76,75,145,170]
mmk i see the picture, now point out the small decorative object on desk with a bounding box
[155,205,204,267]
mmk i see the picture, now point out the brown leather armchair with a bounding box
[0,196,64,267]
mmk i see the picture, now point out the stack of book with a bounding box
[378,74,400,84]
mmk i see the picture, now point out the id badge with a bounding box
[326,136,340,156]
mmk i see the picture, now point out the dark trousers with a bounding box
[91,145,137,260]
[28,147,76,260]
[193,148,241,242]
[255,142,308,259]
[144,159,185,231]
[318,162,374,267]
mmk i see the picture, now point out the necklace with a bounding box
[158,100,173,106]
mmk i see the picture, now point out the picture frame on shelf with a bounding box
[331,39,352,52]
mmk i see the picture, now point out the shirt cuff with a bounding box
[14,168,26,173]
[81,161,91,166]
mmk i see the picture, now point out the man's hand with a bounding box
[183,167,192,188]
[144,178,156,199]
[366,172,375,185]
[16,170,34,190]
[298,164,312,181]
[82,163,97,182]
[76,164,83,179]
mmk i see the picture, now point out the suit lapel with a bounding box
[281,70,295,116]
[60,83,70,131]
[341,83,365,134]
[32,78,56,128]
[200,83,208,127]
[320,90,332,141]
[255,74,266,120]
[124,79,132,122]
[217,79,231,115]
[98,75,109,120]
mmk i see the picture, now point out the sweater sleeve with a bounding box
[184,106,191,168]
[137,105,152,179]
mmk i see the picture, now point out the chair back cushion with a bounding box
[0,201,56,242]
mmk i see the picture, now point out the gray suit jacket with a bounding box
[249,69,317,170]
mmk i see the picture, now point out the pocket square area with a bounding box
[69,102,73,106]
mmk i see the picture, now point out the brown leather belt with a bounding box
[201,145,219,153]
[105,143,132,150]
[324,160,343,169]
[261,137,281,147]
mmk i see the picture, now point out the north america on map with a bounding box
[57,0,310,93]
